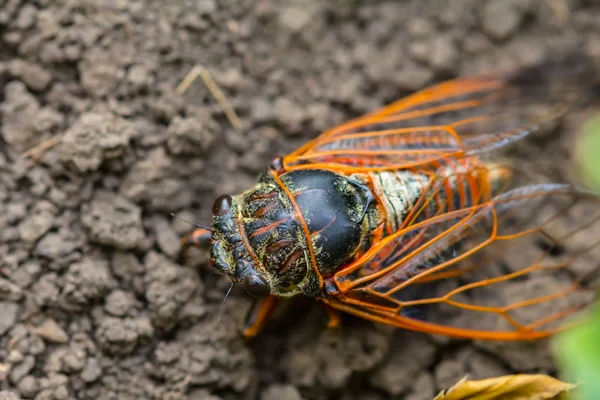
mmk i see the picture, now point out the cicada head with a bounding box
[209,193,271,298]
[209,179,313,299]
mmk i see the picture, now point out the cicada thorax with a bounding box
[214,169,375,297]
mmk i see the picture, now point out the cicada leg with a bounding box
[180,228,211,263]
[320,303,342,329]
[242,295,280,338]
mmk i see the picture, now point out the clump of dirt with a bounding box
[1,1,600,399]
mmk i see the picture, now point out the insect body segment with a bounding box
[186,55,600,340]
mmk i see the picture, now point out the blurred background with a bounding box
[0,1,599,399]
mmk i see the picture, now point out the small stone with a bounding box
[0,81,62,152]
[8,263,40,288]
[166,112,217,156]
[186,390,222,400]
[17,375,38,398]
[61,348,86,373]
[0,391,20,400]
[429,37,458,73]
[34,388,53,400]
[369,333,437,395]
[7,350,23,363]
[407,18,435,37]
[481,0,530,41]
[409,40,430,63]
[5,202,26,224]
[434,358,465,391]
[0,278,23,301]
[104,290,135,317]
[32,319,68,343]
[24,335,46,356]
[59,112,136,173]
[9,355,34,384]
[0,302,19,335]
[8,60,52,91]
[47,373,69,387]
[508,38,547,67]
[80,357,102,383]
[261,384,303,400]
[79,50,125,97]
[144,251,202,330]
[34,233,79,260]
[0,364,11,381]
[17,211,54,245]
[31,273,59,307]
[43,349,64,373]
[53,385,69,400]
[111,251,144,284]
[126,64,153,92]
[154,342,181,364]
[585,35,600,59]
[152,217,181,260]
[406,373,435,400]
[60,258,112,307]
[119,147,192,211]
[250,98,274,122]
[462,33,492,54]
[81,192,145,250]
[475,340,553,371]
[12,3,37,29]
[95,317,141,356]
[278,6,312,33]
[196,0,216,14]
[214,68,246,90]
[273,97,305,135]
[394,62,434,91]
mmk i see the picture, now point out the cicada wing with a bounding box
[283,55,597,173]
[328,183,600,340]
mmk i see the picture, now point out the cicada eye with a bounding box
[212,194,232,216]
[241,274,271,298]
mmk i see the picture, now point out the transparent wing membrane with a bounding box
[283,55,597,173]
[291,54,600,339]
[326,181,600,339]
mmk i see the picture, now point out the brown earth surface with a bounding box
[1,1,600,399]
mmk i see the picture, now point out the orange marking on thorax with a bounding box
[249,216,292,238]
[310,215,337,237]
[236,217,264,271]
[270,171,324,287]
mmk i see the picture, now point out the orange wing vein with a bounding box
[283,56,594,173]
[324,183,600,340]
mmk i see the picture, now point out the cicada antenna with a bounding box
[217,282,235,322]
[169,212,212,231]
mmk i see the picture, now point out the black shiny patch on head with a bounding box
[213,195,232,216]
[236,258,271,297]
[241,274,271,298]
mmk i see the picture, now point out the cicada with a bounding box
[183,55,600,340]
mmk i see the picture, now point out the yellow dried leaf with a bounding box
[434,374,576,400]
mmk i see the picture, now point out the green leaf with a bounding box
[553,306,600,400]
[574,113,600,192]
